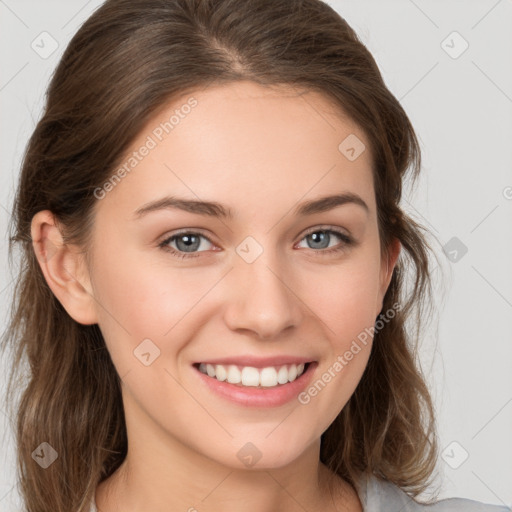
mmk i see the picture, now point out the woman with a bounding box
[1,0,508,511]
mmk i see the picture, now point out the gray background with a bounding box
[1,0,511,509]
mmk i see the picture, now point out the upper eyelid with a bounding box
[301,225,350,237]
[161,225,351,247]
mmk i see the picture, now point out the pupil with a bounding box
[309,231,329,249]
[177,234,200,252]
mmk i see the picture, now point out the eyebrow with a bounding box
[133,192,369,220]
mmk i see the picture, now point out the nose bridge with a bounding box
[223,236,302,338]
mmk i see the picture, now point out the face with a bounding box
[42,80,399,470]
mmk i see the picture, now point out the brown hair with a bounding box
[1,0,442,510]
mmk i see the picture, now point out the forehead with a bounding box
[95,80,375,219]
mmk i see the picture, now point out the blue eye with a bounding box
[158,227,354,259]
[158,231,213,259]
[297,228,353,253]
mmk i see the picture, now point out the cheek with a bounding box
[304,256,381,342]
[91,245,199,333]
[298,254,380,414]
[89,248,175,369]
[90,243,227,384]
[300,269,378,430]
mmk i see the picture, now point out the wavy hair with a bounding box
[1,0,442,510]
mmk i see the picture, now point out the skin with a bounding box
[31,80,400,512]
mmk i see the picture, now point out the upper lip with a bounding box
[195,355,315,369]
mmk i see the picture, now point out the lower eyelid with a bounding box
[160,228,352,257]
[298,228,350,243]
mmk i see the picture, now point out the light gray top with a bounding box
[352,472,510,511]
[88,472,511,511]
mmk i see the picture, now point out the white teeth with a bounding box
[206,363,215,378]
[227,365,241,384]
[215,364,227,381]
[197,362,308,387]
[260,367,277,387]
[277,365,288,384]
[241,367,260,386]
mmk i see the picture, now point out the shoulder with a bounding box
[353,472,511,512]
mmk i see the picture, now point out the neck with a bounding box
[95,389,362,512]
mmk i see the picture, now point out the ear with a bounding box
[376,237,401,314]
[30,210,98,325]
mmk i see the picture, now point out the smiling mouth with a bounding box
[193,362,312,388]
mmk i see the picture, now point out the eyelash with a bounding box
[158,226,354,260]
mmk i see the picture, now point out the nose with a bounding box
[223,252,303,340]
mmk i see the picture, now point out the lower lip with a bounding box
[193,362,318,408]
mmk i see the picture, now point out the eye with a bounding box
[158,226,355,260]
[296,227,354,255]
[158,231,214,259]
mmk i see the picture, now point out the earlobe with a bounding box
[30,210,98,325]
